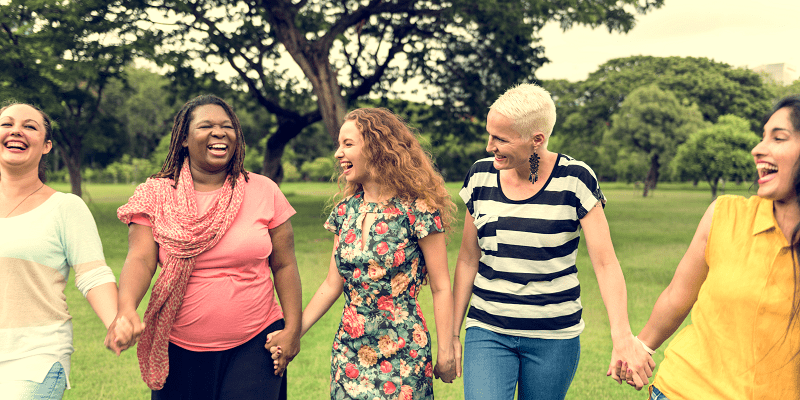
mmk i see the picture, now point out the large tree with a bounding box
[672,114,759,198]
[609,85,707,197]
[0,0,155,196]
[543,56,773,178]
[135,0,664,183]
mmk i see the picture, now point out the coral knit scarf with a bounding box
[117,160,245,390]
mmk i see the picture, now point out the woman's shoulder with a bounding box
[242,171,281,192]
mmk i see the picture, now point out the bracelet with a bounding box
[453,334,460,338]
[635,336,656,356]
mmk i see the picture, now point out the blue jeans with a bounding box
[0,362,67,400]
[463,327,580,400]
[649,385,670,400]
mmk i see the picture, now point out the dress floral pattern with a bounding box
[324,193,444,400]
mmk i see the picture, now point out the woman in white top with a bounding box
[0,103,118,400]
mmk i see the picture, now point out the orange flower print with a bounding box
[377,295,394,313]
[357,345,378,367]
[378,334,399,358]
[345,363,359,379]
[375,220,388,235]
[407,210,416,225]
[380,360,392,374]
[344,229,356,244]
[391,272,410,296]
[434,215,442,230]
[376,241,389,255]
[425,361,433,378]
[383,381,396,395]
[337,203,346,216]
[400,384,414,400]
[342,306,365,338]
[412,324,428,347]
[368,259,386,281]
[353,268,361,279]
[393,248,406,267]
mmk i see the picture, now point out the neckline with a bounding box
[1,191,60,220]
[494,153,561,203]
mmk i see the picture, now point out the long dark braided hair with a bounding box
[153,95,248,187]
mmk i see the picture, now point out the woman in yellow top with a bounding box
[621,95,800,399]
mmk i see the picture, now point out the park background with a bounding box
[1,0,798,398]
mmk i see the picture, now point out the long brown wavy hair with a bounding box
[153,95,248,187]
[776,95,800,349]
[335,107,455,234]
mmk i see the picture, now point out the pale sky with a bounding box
[535,0,800,82]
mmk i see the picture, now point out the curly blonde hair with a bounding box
[335,108,455,234]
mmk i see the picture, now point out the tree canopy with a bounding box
[671,114,759,198]
[544,56,773,179]
[609,85,707,196]
[135,0,664,182]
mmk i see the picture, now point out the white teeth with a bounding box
[209,144,227,150]
[341,162,353,169]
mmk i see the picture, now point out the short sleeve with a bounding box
[324,200,348,234]
[574,163,606,219]
[265,178,296,229]
[410,200,445,239]
[459,162,479,216]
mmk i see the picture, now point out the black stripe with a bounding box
[487,236,580,261]
[497,216,579,234]
[473,284,580,306]
[477,262,578,284]
[467,307,582,331]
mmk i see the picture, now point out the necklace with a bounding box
[4,183,45,218]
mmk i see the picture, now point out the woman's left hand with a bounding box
[607,334,655,390]
[433,355,457,383]
[265,329,299,376]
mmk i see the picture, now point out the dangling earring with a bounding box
[528,153,540,184]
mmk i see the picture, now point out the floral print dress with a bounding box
[324,193,444,400]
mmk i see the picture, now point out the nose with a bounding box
[211,127,225,138]
[486,137,495,153]
[334,145,344,159]
[751,138,766,157]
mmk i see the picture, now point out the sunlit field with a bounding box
[56,180,755,399]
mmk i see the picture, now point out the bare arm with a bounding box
[86,282,118,329]
[299,238,345,336]
[420,231,456,383]
[637,201,713,350]
[582,202,654,389]
[104,223,158,356]
[452,211,481,378]
[264,220,303,376]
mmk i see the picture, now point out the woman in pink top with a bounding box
[104,95,302,400]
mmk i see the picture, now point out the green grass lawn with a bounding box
[55,180,756,399]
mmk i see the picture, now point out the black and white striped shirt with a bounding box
[459,155,605,339]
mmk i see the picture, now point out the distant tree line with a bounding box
[1,1,796,198]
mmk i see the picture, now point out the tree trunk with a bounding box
[63,151,82,198]
[643,153,660,197]
[709,179,718,198]
[261,116,312,184]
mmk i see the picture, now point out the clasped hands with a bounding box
[607,334,656,391]
[104,311,146,356]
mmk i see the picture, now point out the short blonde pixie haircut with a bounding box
[489,83,557,141]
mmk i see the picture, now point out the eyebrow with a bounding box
[0,117,41,128]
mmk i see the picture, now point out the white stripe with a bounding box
[464,320,585,339]
[471,295,583,319]
[473,272,580,296]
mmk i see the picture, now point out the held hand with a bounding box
[606,334,655,390]
[433,355,457,383]
[104,311,145,356]
[453,338,463,378]
[264,329,300,376]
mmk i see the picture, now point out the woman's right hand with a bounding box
[104,310,145,356]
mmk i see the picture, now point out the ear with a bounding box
[182,138,188,148]
[42,140,53,155]
[531,132,546,148]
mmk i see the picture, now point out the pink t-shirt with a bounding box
[131,173,295,351]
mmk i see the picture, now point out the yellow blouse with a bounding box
[655,195,799,400]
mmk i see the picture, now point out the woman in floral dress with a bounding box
[269,108,456,399]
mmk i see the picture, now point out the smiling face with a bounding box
[182,104,237,177]
[752,107,800,202]
[485,109,534,171]
[335,120,371,185]
[0,104,52,173]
